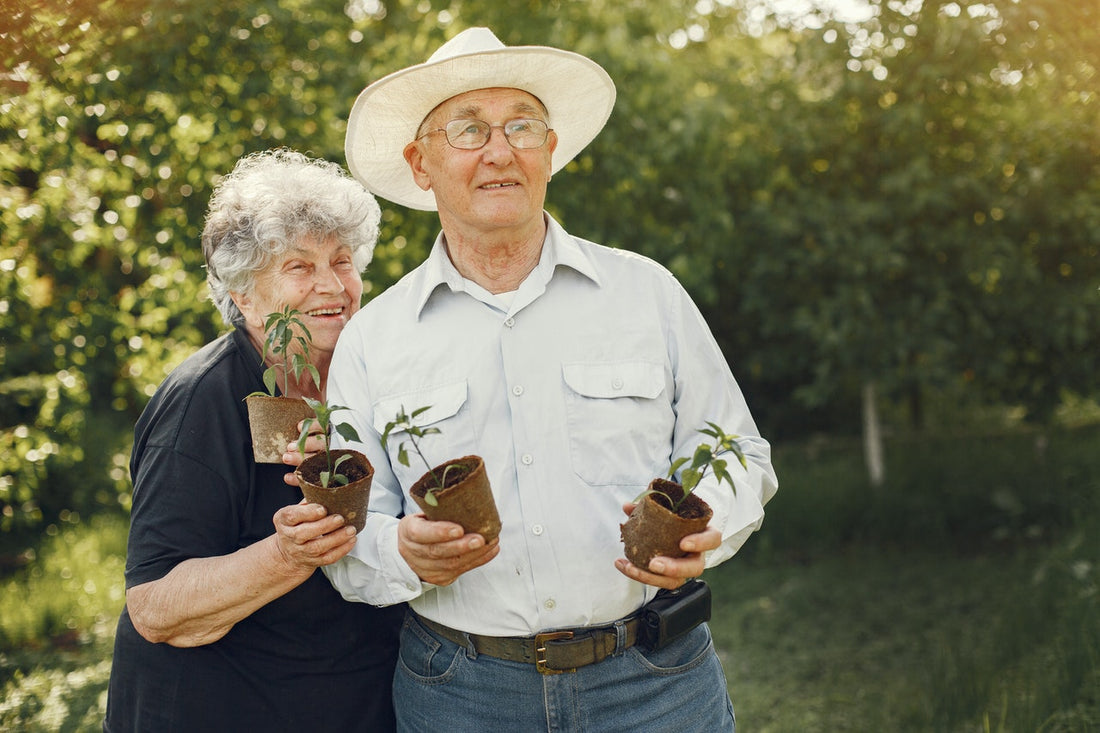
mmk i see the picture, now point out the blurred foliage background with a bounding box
[2,2,1099,729]
[1,0,1098,532]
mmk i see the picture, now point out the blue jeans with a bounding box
[393,613,736,732]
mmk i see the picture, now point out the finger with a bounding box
[276,504,347,540]
[621,502,637,517]
[274,502,326,528]
[613,558,683,590]
[289,435,325,454]
[403,514,471,545]
[647,553,706,578]
[613,555,700,590]
[282,447,317,467]
[406,542,499,587]
[282,525,358,568]
[679,527,722,554]
[406,532,492,563]
[307,524,358,555]
[294,418,324,434]
[315,533,358,565]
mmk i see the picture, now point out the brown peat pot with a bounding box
[295,449,374,532]
[620,477,713,569]
[409,455,501,542]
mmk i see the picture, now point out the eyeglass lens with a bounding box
[444,119,549,150]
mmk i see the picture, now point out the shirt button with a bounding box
[504,317,515,328]
[512,385,524,396]
[531,524,544,536]
[544,598,556,610]
[521,454,534,466]
[612,377,624,390]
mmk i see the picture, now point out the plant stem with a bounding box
[408,433,442,488]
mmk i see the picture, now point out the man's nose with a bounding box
[479,126,516,160]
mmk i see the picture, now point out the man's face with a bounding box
[404,87,558,236]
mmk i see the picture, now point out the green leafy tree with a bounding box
[2,0,1096,532]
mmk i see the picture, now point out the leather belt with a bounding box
[413,612,641,675]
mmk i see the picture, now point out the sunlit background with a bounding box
[2,0,1097,729]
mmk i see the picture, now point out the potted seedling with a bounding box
[381,405,501,542]
[245,306,319,463]
[620,422,747,569]
[294,398,374,532]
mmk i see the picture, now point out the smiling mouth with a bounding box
[305,306,344,317]
[481,182,518,190]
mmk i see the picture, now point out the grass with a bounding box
[711,540,1098,731]
[711,423,1100,732]
[1,425,1098,731]
[0,513,126,731]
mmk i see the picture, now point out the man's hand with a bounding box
[397,513,500,586]
[614,502,721,590]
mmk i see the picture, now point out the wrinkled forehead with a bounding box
[418,87,549,131]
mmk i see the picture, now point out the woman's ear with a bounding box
[230,290,262,329]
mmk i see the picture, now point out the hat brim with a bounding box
[345,46,616,211]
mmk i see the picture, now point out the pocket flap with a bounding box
[372,380,468,435]
[561,361,664,400]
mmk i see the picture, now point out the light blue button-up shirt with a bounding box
[324,213,778,636]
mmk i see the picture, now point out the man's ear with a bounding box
[546,130,559,181]
[403,141,433,192]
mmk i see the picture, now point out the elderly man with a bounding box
[326,28,778,731]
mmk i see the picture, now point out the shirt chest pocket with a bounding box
[561,360,673,487]
[371,380,477,489]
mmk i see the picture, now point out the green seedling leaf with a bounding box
[383,404,447,492]
[255,307,318,396]
[335,421,360,443]
[263,368,278,396]
[632,487,674,506]
[664,423,749,511]
[297,399,362,489]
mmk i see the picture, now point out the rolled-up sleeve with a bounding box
[322,512,427,606]
[665,278,779,566]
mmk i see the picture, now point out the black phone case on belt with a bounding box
[639,578,712,651]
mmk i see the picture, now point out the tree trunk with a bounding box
[862,381,885,488]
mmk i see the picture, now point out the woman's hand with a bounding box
[282,419,325,486]
[127,500,356,648]
[272,500,358,570]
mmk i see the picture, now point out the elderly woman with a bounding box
[104,149,404,732]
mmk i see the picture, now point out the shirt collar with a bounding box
[413,212,601,318]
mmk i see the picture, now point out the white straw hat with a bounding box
[344,27,617,211]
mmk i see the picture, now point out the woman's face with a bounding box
[232,235,363,363]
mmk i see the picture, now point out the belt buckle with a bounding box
[535,630,575,675]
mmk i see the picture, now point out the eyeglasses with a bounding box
[417,118,552,150]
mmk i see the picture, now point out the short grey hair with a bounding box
[202,148,381,326]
